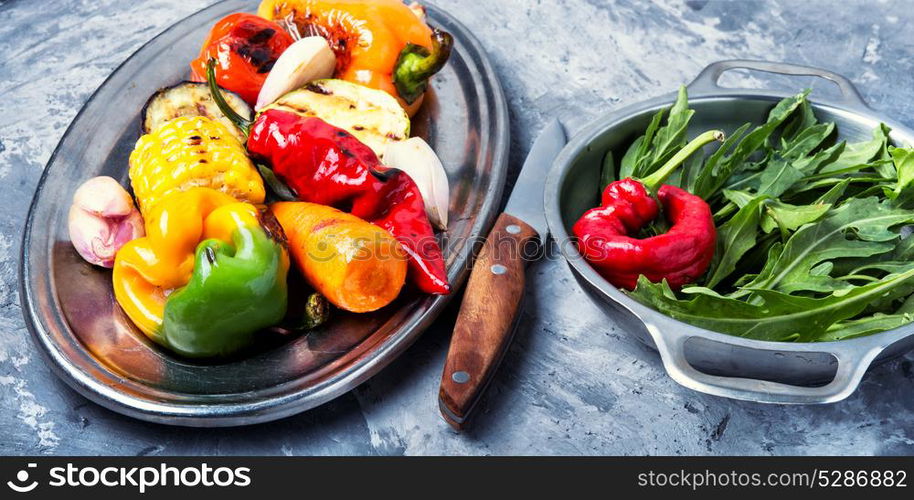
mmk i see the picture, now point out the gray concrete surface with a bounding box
[2,0,914,455]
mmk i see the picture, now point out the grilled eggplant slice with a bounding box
[260,79,410,157]
[141,82,252,140]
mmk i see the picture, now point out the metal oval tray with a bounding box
[19,0,508,426]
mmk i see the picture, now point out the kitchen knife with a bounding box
[438,118,566,430]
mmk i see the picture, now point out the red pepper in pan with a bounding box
[247,109,450,295]
[573,130,724,290]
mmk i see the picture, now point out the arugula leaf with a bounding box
[692,92,807,199]
[721,189,755,208]
[738,197,914,294]
[759,199,831,234]
[889,147,914,199]
[754,155,805,198]
[705,195,767,288]
[819,123,891,175]
[630,267,914,341]
[820,313,913,341]
[780,122,834,160]
[620,86,694,180]
[779,97,818,143]
[793,141,846,175]
[620,116,660,179]
[636,86,694,178]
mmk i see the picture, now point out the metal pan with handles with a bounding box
[545,60,914,404]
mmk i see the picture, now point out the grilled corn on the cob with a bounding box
[129,116,264,216]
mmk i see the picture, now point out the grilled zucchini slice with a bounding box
[261,79,410,157]
[141,82,252,140]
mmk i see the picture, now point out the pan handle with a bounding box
[645,317,887,404]
[688,59,870,111]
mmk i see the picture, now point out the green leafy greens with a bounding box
[616,88,914,342]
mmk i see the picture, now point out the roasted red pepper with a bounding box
[248,108,450,295]
[190,13,293,105]
[573,130,724,290]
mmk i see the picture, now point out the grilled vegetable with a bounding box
[255,36,337,111]
[383,137,450,229]
[393,28,453,105]
[129,116,265,217]
[68,176,144,267]
[258,0,451,115]
[574,130,724,290]
[189,13,293,105]
[271,201,408,313]
[141,82,252,140]
[260,79,410,157]
[247,109,451,295]
[113,188,289,357]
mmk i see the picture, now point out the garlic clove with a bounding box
[255,36,337,111]
[68,176,144,268]
[383,137,449,230]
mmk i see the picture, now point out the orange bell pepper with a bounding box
[257,0,451,115]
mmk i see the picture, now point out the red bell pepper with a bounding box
[573,130,723,290]
[190,13,294,105]
[247,109,450,295]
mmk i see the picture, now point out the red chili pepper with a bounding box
[247,108,451,295]
[190,13,293,105]
[572,130,724,290]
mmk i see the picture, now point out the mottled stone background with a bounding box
[2,0,913,455]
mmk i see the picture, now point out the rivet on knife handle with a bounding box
[438,212,538,430]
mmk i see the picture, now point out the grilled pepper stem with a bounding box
[207,58,253,134]
[301,293,330,330]
[393,28,453,104]
[640,130,725,192]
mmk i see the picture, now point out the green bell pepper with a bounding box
[161,213,289,358]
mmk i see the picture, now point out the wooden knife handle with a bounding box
[438,212,539,430]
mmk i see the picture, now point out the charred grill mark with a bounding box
[305,83,332,95]
[233,24,283,73]
[247,27,276,44]
[236,44,275,73]
[290,13,353,74]
[352,125,365,131]
[279,103,316,117]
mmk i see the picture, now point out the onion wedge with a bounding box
[383,137,450,230]
[255,36,336,111]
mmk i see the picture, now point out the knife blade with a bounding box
[504,118,567,238]
[438,119,566,430]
